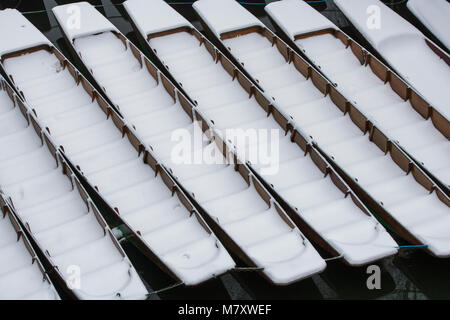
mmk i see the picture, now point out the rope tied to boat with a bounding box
[232,266,265,272]
[114,281,184,300]
[324,254,344,262]
[144,281,185,298]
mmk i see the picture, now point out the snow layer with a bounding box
[0,80,147,299]
[125,0,400,265]
[53,2,326,284]
[123,0,191,36]
[334,0,450,120]
[0,9,50,57]
[265,0,450,189]
[267,0,336,41]
[407,0,450,51]
[0,198,59,300]
[193,0,264,36]
[197,3,450,257]
[52,2,116,42]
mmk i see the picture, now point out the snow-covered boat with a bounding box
[0,188,60,300]
[51,2,327,285]
[0,8,235,287]
[192,0,450,258]
[407,0,450,52]
[333,0,450,121]
[265,0,449,193]
[0,75,147,299]
[122,0,400,266]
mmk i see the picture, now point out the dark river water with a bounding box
[2,0,448,300]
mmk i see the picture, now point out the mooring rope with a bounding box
[395,245,429,249]
[232,266,265,272]
[324,254,344,262]
[145,281,185,298]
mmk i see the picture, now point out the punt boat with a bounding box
[265,0,449,193]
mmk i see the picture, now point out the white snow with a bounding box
[126,0,400,265]
[193,0,264,36]
[267,0,337,41]
[0,78,148,299]
[333,0,450,120]
[266,0,449,192]
[52,2,116,42]
[0,200,59,300]
[193,0,450,258]
[123,0,191,36]
[407,0,450,51]
[53,2,327,284]
[0,9,50,57]
[2,8,235,287]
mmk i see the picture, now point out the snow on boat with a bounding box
[333,0,450,120]
[0,76,147,299]
[193,0,450,258]
[265,0,450,193]
[0,190,59,300]
[0,9,235,286]
[52,2,326,285]
[122,0,400,266]
[407,0,450,52]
